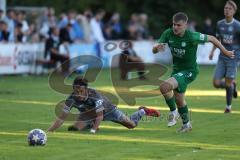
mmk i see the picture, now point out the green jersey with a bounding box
[157,28,208,72]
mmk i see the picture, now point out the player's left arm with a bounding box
[208,35,235,59]
[47,111,69,132]
[91,110,104,133]
[153,28,170,54]
[89,99,104,133]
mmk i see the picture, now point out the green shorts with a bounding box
[171,70,198,93]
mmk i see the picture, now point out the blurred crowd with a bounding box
[0,7,153,44]
[0,7,216,44]
[0,7,217,76]
[187,17,215,36]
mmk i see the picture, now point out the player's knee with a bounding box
[160,82,171,94]
[127,124,136,129]
[176,100,185,107]
[175,100,182,107]
[126,121,136,129]
[225,82,232,87]
[213,81,221,88]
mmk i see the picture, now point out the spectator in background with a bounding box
[59,23,73,44]
[41,7,57,26]
[103,24,113,40]
[129,13,139,26]
[123,23,138,40]
[45,27,70,75]
[76,9,93,43]
[15,22,24,43]
[90,9,105,43]
[90,9,106,57]
[202,17,215,36]
[124,13,152,40]
[58,10,84,42]
[0,10,4,21]
[138,13,152,40]
[16,11,29,42]
[28,23,40,42]
[4,9,16,42]
[57,12,68,28]
[0,21,10,42]
[108,12,122,39]
[119,43,146,80]
[16,11,29,34]
[39,7,57,40]
[187,20,197,32]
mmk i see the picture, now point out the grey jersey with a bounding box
[63,88,116,114]
[216,19,240,60]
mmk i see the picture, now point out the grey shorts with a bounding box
[214,58,238,79]
[103,108,126,123]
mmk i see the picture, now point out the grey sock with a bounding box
[130,109,145,125]
[226,85,233,106]
[219,80,226,88]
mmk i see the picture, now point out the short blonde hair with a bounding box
[226,0,237,11]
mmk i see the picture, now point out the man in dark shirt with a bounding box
[0,21,10,42]
[45,27,70,74]
[59,23,73,44]
[47,76,160,134]
[119,43,146,80]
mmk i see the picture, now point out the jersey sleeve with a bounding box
[157,28,170,43]
[192,32,208,44]
[87,90,105,113]
[63,96,74,113]
[94,99,104,113]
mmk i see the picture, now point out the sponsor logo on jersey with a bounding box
[228,26,233,32]
[96,99,103,107]
[181,42,186,47]
[222,34,233,44]
[220,27,225,31]
[200,33,205,40]
[171,47,186,58]
[177,72,183,76]
[187,72,192,78]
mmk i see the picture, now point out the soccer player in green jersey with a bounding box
[153,12,234,133]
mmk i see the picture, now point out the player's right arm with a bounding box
[209,45,217,60]
[47,98,73,132]
[152,43,167,53]
[209,22,220,60]
[152,29,170,54]
[47,111,69,132]
[208,35,234,59]
[209,35,221,60]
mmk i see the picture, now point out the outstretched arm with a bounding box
[90,110,103,134]
[209,45,217,60]
[47,111,68,132]
[152,43,167,54]
[208,35,234,59]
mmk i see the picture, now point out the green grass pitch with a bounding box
[0,66,239,160]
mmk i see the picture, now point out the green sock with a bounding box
[165,97,176,111]
[178,105,189,124]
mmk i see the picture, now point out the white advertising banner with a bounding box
[101,41,219,66]
[133,41,220,65]
[0,41,219,75]
[0,43,44,75]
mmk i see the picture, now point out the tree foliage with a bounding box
[7,0,240,38]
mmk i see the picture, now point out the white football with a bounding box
[27,129,47,146]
